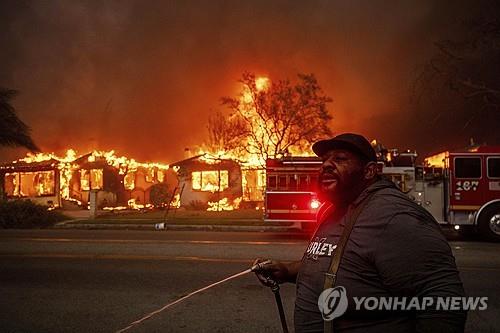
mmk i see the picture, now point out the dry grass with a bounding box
[97,208,263,220]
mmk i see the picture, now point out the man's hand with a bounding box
[252,258,301,286]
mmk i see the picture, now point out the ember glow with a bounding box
[255,77,270,91]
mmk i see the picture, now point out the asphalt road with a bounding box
[0,229,499,333]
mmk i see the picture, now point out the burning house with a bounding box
[0,158,61,208]
[0,150,174,210]
[172,154,244,210]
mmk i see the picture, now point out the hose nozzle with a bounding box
[251,259,272,272]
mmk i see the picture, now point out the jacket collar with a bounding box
[352,178,397,207]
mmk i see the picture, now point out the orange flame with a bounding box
[7,149,169,209]
[207,197,242,211]
[424,152,448,167]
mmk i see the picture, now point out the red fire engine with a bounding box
[265,156,322,223]
[419,146,500,241]
[265,146,500,241]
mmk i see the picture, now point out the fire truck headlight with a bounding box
[310,199,320,210]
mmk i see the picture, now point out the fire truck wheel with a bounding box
[478,203,500,242]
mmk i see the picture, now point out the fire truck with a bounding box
[265,156,322,224]
[264,146,500,241]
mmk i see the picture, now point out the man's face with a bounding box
[318,149,366,204]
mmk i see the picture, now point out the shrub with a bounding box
[149,183,172,207]
[0,200,68,229]
[187,200,207,211]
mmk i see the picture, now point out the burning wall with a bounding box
[0,150,172,210]
[0,159,60,207]
[172,155,243,210]
[241,168,266,202]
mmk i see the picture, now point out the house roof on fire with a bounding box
[0,158,60,172]
[171,154,205,167]
[171,154,238,167]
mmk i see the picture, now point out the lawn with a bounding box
[64,208,282,226]
[98,208,263,220]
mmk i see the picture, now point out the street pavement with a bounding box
[0,229,499,332]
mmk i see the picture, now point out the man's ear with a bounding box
[364,161,378,180]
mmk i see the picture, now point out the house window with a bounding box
[278,176,287,190]
[454,157,481,179]
[33,171,55,196]
[289,175,298,191]
[157,170,165,183]
[298,175,309,191]
[310,175,318,191]
[4,171,55,197]
[80,169,103,190]
[4,173,20,196]
[257,170,266,189]
[267,175,277,190]
[145,169,155,183]
[192,171,202,190]
[124,172,135,190]
[191,170,229,192]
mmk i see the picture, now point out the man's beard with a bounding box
[318,169,364,206]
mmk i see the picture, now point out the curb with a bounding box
[52,223,301,232]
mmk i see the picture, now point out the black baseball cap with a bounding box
[312,133,377,162]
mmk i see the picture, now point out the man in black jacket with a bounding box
[254,133,466,332]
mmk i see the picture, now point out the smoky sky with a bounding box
[0,0,497,163]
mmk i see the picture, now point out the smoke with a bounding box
[0,0,497,163]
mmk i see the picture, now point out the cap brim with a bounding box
[312,139,366,159]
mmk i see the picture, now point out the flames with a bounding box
[4,171,55,198]
[189,76,316,208]
[5,76,318,213]
[6,149,170,210]
[207,197,242,211]
[191,170,229,193]
[85,150,169,175]
[17,149,78,164]
[9,148,250,212]
[425,152,448,167]
[170,193,181,208]
[127,198,153,210]
[255,77,270,91]
[197,75,316,169]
